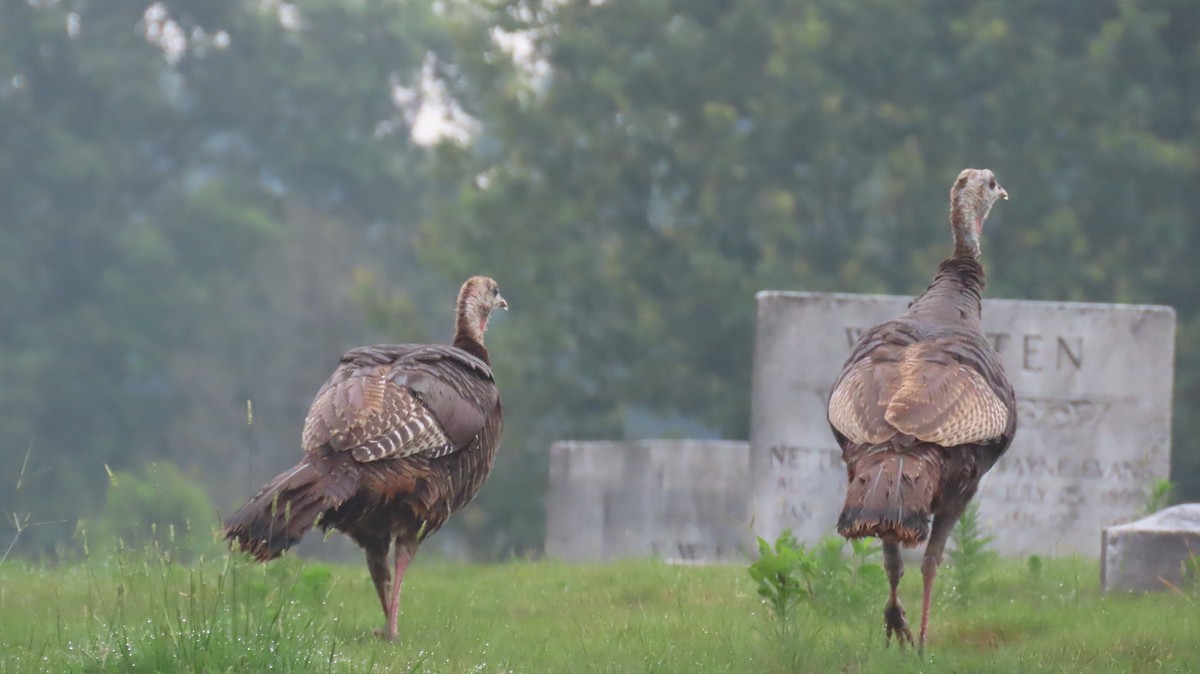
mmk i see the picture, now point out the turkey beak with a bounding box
[496,293,508,311]
[999,186,1009,201]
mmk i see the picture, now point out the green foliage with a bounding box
[748,532,884,629]
[75,548,353,672]
[1183,550,1200,594]
[293,562,336,605]
[6,0,1200,562]
[0,0,450,558]
[1027,554,1044,582]
[1142,479,1176,516]
[2,555,1200,672]
[428,0,1200,556]
[78,462,219,563]
[748,531,812,625]
[810,536,887,609]
[946,502,998,605]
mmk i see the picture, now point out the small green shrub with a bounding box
[748,531,884,626]
[69,545,355,673]
[1143,479,1175,516]
[748,531,812,626]
[78,461,219,563]
[1180,547,1199,596]
[946,501,997,604]
[1027,554,1044,582]
[808,536,885,609]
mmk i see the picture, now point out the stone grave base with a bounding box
[1102,504,1200,592]
[545,440,750,563]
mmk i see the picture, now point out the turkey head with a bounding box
[950,168,1009,259]
[454,275,508,354]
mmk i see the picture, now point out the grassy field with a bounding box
[0,547,1196,673]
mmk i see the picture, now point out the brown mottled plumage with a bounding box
[223,276,506,642]
[827,169,1016,654]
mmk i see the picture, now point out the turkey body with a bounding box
[224,276,506,641]
[826,170,1015,654]
[830,258,1016,545]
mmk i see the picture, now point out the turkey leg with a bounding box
[365,540,391,617]
[918,506,964,656]
[882,540,915,648]
[381,541,414,642]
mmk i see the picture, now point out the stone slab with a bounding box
[1102,504,1200,592]
[545,440,750,563]
[750,292,1175,558]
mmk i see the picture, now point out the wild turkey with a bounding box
[826,169,1016,654]
[224,275,507,641]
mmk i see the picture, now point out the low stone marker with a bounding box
[751,291,1176,558]
[545,440,750,563]
[1102,504,1200,592]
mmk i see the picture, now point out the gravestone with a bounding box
[1102,504,1200,592]
[750,291,1175,558]
[545,440,750,563]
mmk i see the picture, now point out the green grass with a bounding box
[1,548,1197,673]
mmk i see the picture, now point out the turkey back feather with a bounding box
[837,442,943,546]
[225,342,502,558]
[223,451,360,561]
[828,250,1015,547]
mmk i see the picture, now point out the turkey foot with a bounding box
[884,600,914,648]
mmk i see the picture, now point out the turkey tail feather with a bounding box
[837,444,943,547]
[223,457,357,561]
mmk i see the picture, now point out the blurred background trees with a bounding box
[2,0,1197,559]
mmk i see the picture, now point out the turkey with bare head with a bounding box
[224,275,507,642]
[827,169,1015,654]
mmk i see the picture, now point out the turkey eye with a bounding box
[492,288,499,296]
[988,178,996,189]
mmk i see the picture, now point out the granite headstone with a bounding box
[546,440,750,563]
[750,292,1175,558]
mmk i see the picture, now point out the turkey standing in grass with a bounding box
[826,169,1016,654]
[224,275,507,641]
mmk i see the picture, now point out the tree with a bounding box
[0,0,452,556]
[429,0,1200,553]
[4,0,1198,559]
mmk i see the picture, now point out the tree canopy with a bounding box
[2,0,1197,558]
[430,0,1200,553]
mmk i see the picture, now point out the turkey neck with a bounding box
[906,185,990,323]
[453,298,491,365]
[950,183,987,261]
[905,257,986,326]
